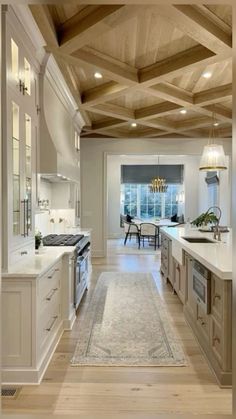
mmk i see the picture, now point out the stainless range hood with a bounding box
[39,55,84,183]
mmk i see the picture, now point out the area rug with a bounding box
[71,272,187,367]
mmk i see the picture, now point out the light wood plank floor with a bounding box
[2,239,232,416]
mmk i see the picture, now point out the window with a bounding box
[120,183,182,219]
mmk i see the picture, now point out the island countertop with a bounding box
[160,226,232,280]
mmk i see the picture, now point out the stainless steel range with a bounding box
[43,234,91,309]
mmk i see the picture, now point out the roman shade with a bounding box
[121,165,184,184]
[205,171,219,185]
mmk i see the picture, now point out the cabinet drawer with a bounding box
[38,299,61,356]
[211,274,223,322]
[211,317,223,367]
[196,304,210,342]
[38,261,62,302]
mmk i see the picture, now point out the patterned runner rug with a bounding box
[71,272,187,366]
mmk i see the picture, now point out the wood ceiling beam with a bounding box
[194,83,232,106]
[45,47,138,86]
[156,4,232,55]
[143,83,193,107]
[72,49,138,85]
[201,104,232,122]
[139,45,217,86]
[58,5,125,54]
[85,103,135,121]
[29,5,59,47]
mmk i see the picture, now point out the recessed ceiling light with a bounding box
[180,109,187,114]
[94,72,103,79]
[202,71,212,79]
[131,122,137,127]
[213,122,219,127]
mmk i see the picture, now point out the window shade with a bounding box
[205,171,219,185]
[121,165,184,184]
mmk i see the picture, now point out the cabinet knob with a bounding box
[213,336,220,344]
[214,294,221,301]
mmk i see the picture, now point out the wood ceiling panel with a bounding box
[205,5,232,28]
[109,92,164,111]
[31,4,232,139]
[170,59,232,93]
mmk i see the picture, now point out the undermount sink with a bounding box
[182,237,215,243]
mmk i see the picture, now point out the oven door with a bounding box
[74,251,89,309]
[192,269,211,314]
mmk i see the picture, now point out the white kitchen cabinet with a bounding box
[2,259,63,384]
[2,280,32,367]
[2,7,40,268]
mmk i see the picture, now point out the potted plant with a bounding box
[191,210,219,228]
[35,231,42,250]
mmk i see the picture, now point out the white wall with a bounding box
[198,156,231,226]
[80,137,232,257]
[107,154,201,238]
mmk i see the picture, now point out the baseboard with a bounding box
[91,250,105,257]
[63,311,76,331]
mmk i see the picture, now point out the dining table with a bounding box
[131,218,180,248]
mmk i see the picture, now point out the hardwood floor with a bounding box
[2,239,232,415]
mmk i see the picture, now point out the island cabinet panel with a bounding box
[160,230,232,387]
[173,257,186,304]
[160,235,174,286]
[184,263,232,387]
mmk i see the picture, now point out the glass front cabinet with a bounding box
[2,7,39,268]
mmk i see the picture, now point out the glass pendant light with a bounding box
[199,113,227,171]
[150,156,168,193]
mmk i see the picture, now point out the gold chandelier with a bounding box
[150,156,168,193]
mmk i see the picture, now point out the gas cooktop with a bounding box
[43,234,84,247]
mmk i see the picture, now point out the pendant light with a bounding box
[150,156,168,193]
[199,113,227,171]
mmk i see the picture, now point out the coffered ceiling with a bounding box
[30,4,232,139]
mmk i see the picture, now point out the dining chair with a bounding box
[139,223,159,250]
[123,221,140,247]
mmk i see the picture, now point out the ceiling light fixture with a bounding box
[199,113,227,172]
[94,72,103,79]
[150,156,168,193]
[180,109,187,114]
[131,122,137,127]
[213,122,219,127]
[202,71,212,79]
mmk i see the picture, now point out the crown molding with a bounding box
[11,4,85,132]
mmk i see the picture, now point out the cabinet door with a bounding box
[8,92,36,246]
[2,281,32,367]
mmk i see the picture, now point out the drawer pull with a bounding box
[213,336,220,344]
[21,251,28,256]
[46,315,58,332]
[46,288,58,301]
[48,268,60,279]
[214,294,221,301]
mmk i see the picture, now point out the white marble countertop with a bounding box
[2,246,76,278]
[2,229,91,279]
[160,226,232,280]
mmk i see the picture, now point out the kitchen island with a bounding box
[160,226,232,387]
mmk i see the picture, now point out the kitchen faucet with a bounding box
[206,206,222,241]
